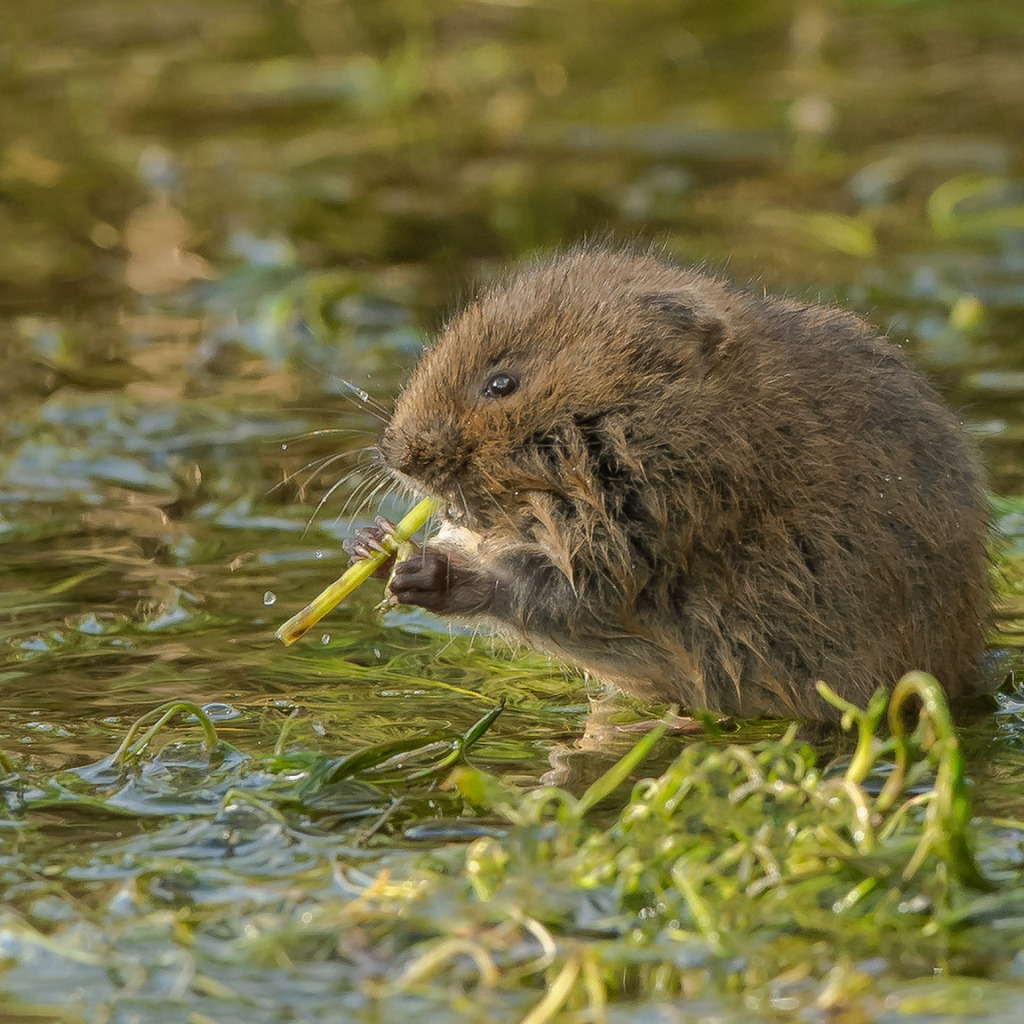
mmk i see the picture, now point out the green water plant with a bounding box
[2,675,1019,1023]
[373,673,1001,1019]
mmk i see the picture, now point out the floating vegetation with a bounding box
[927,173,1024,242]
[2,674,1023,1022]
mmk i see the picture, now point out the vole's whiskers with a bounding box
[312,445,376,483]
[276,425,373,443]
[476,478,507,525]
[344,470,383,516]
[300,453,382,534]
[337,471,393,524]
[454,481,472,522]
[271,446,370,497]
[427,494,446,535]
[333,378,393,423]
[304,474,354,537]
[294,357,394,424]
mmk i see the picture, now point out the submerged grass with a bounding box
[3,672,1023,1022]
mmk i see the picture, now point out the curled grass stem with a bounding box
[111,700,220,764]
[816,681,888,784]
[821,673,994,891]
[395,936,500,991]
[887,671,995,891]
[518,953,582,1024]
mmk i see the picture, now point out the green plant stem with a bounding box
[111,700,220,763]
[276,496,442,646]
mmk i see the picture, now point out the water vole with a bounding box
[348,247,990,720]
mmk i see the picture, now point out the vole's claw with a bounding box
[343,516,411,578]
[342,531,381,560]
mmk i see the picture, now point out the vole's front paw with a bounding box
[389,548,498,616]
[342,516,401,579]
[388,547,454,612]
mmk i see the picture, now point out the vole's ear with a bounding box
[639,292,730,364]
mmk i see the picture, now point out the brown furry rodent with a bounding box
[349,247,990,721]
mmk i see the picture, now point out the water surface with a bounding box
[2,1,1024,1020]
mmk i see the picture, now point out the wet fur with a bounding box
[375,247,990,720]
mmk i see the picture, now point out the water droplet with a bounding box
[315,549,324,559]
[281,443,288,452]
[202,702,242,721]
[373,647,381,659]
[263,591,277,606]
[884,475,891,482]
[320,633,330,644]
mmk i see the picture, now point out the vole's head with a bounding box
[378,247,732,532]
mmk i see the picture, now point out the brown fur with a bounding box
[371,247,990,720]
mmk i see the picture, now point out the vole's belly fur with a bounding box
[371,247,990,721]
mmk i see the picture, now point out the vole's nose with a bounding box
[378,424,467,484]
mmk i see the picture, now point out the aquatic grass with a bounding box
[5,674,1022,1021]
[927,173,1024,242]
[349,677,1003,1019]
[407,675,1000,996]
[1,698,506,826]
[109,699,222,762]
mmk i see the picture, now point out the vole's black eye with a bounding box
[483,371,519,399]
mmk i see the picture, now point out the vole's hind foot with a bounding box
[343,516,403,579]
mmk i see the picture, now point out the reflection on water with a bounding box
[2,0,1024,1018]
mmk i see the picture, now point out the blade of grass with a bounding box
[574,718,670,818]
[405,699,505,780]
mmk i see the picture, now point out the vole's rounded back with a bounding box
[377,248,989,720]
